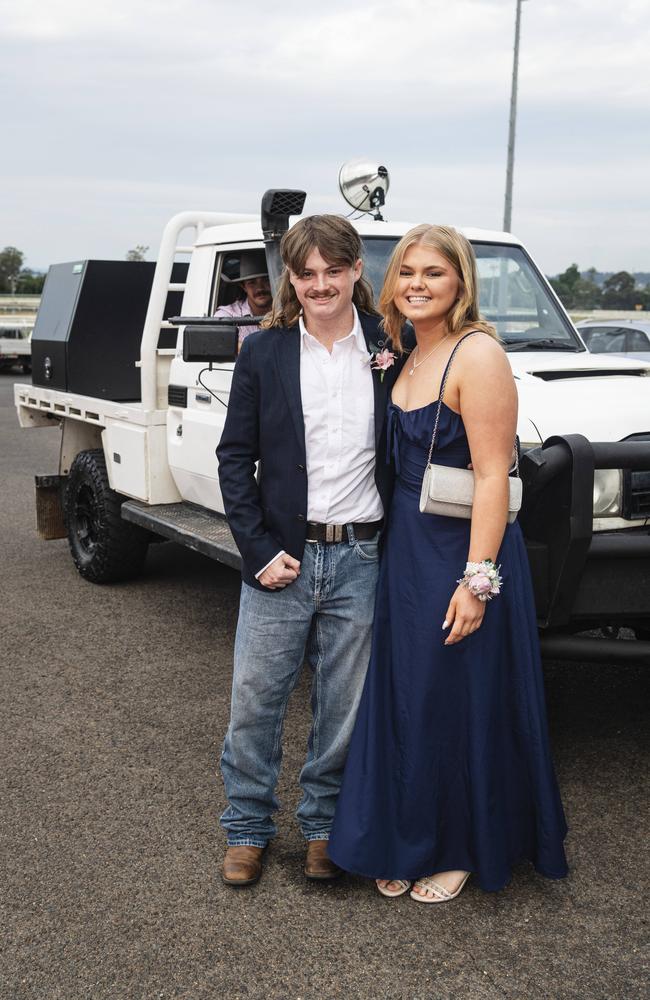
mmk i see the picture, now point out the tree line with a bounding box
[549,265,649,311]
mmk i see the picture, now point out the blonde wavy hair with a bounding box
[262,215,378,330]
[379,224,497,352]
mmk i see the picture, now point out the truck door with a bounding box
[166,244,264,512]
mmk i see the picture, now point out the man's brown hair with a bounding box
[262,215,378,329]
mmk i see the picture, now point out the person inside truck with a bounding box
[213,250,272,347]
[328,223,568,903]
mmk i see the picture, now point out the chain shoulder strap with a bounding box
[425,331,520,478]
[425,331,481,466]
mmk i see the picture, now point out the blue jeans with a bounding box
[220,528,380,847]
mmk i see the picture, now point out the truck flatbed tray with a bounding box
[121,500,242,571]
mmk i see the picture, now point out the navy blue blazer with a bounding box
[216,311,401,589]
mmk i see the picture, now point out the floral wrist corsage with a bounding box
[457,560,502,602]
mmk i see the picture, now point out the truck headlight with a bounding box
[593,468,623,517]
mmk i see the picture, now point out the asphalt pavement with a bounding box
[1,372,648,1000]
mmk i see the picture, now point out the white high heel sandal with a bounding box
[410,872,471,904]
[376,879,412,898]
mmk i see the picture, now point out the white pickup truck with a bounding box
[14,179,650,663]
[0,317,32,373]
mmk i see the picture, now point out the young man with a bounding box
[216,216,398,887]
[214,250,273,347]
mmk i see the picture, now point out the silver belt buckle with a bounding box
[325,523,343,543]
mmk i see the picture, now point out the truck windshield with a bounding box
[361,238,583,352]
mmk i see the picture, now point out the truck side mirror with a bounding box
[182,324,239,364]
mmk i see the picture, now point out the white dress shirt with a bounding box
[299,306,383,523]
[255,307,383,578]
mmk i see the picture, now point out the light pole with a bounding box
[503,0,528,232]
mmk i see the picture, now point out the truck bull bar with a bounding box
[519,434,650,664]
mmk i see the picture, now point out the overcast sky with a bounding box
[2,0,649,275]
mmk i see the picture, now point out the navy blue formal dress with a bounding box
[328,396,568,892]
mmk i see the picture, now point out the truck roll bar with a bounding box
[139,211,255,411]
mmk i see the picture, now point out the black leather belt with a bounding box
[305,520,382,543]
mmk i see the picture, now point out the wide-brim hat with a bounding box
[221,250,269,284]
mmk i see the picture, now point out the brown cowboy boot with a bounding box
[222,845,266,887]
[304,840,342,880]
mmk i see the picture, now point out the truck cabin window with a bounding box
[211,250,273,350]
[212,251,272,310]
[214,254,247,310]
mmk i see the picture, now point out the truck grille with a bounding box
[629,471,650,517]
[168,384,187,408]
[623,433,650,519]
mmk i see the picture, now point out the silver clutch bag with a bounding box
[417,331,522,522]
[419,463,522,522]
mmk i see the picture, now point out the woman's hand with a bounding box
[443,584,486,645]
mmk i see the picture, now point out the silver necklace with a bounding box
[408,335,450,376]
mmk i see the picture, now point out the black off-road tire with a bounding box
[64,449,149,583]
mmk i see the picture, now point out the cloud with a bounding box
[1,0,648,271]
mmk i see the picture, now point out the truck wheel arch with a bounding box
[60,419,103,476]
[64,449,149,583]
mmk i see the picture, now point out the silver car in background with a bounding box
[576,319,650,362]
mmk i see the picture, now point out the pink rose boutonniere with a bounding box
[369,348,396,382]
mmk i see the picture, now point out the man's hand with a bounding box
[258,553,301,590]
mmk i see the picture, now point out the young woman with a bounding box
[328,225,568,901]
